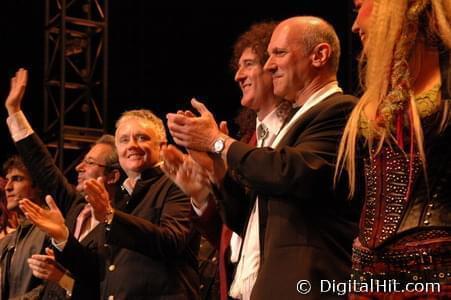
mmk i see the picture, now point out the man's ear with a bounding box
[106,169,121,185]
[311,43,331,68]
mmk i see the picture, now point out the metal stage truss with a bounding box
[44,0,108,174]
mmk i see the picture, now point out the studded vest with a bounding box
[359,123,451,249]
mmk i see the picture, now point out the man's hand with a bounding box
[83,177,113,222]
[160,145,211,207]
[5,68,28,115]
[188,149,227,185]
[167,98,223,152]
[19,195,69,242]
[28,248,65,282]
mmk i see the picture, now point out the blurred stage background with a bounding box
[0,0,360,179]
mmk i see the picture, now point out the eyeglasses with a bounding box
[81,158,107,168]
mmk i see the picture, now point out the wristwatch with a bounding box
[212,136,226,154]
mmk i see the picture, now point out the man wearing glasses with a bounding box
[4,68,121,299]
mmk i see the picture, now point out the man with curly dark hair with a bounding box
[0,155,46,300]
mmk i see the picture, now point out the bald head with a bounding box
[276,16,340,73]
[264,16,341,102]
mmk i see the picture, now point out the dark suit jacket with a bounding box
[0,220,48,300]
[57,167,200,299]
[219,93,361,299]
[192,199,233,300]
[16,134,103,299]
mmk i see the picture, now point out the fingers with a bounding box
[30,254,55,263]
[19,198,41,218]
[16,68,28,86]
[170,136,189,148]
[96,176,105,186]
[161,145,187,178]
[28,256,55,280]
[45,195,59,211]
[219,121,229,135]
[10,77,16,90]
[166,113,189,127]
[45,247,55,258]
[84,179,108,198]
[176,110,195,118]
[9,68,28,89]
[84,179,110,219]
[184,110,196,118]
[162,145,185,164]
[190,98,212,116]
[166,115,190,145]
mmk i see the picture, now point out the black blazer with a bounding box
[16,134,102,299]
[219,93,361,299]
[57,167,200,300]
[17,134,200,299]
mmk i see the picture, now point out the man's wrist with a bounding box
[54,225,69,244]
[104,208,114,225]
[6,106,20,115]
[211,134,227,154]
[191,188,210,210]
[52,226,69,251]
[6,110,34,142]
[211,133,234,158]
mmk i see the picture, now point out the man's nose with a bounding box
[75,161,84,172]
[234,67,246,82]
[4,180,13,191]
[263,56,275,73]
[351,19,359,34]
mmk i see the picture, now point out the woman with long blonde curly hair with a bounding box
[337,0,451,298]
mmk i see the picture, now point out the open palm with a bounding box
[19,195,67,241]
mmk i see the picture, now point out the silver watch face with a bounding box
[213,138,225,153]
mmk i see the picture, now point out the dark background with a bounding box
[0,0,361,168]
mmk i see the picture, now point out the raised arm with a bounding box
[5,68,78,215]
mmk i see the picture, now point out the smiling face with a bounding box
[352,0,374,47]
[234,47,275,112]
[75,143,114,192]
[264,23,312,102]
[115,118,161,178]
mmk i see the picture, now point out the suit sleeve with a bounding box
[55,232,102,292]
[106,182,193,259]
[213,173,251,236]
[15,134,78,216]
[225,97,356,198]
[191,197,223,248]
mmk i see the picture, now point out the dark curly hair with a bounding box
[231,21,277,141]
[230,21,277,72]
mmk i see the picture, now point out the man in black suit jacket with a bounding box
[20,109,200,299]
[5,68,121,299]
[5,69,121,300]
[167,16,360,299]
[80,110,200,299]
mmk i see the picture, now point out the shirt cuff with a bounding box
[6,110,34,142]
[52,237,68,251]
[191,197,208,216]
[58,273,75,298]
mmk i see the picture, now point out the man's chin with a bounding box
[240,97,254,108]
[76,184,85,194]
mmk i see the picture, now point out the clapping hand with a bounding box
[19,195,69,243]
